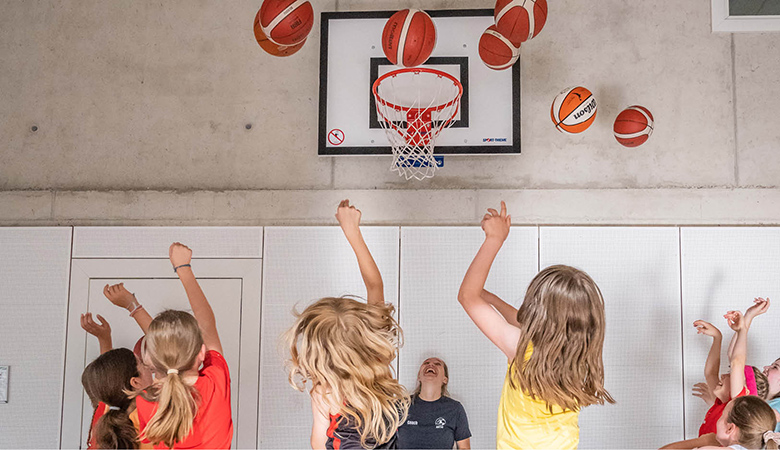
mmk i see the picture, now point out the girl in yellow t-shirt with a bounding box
[457,201,615,449]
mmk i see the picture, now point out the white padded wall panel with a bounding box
[0,228,72,448]
[73,227,262,258]
[399,227,539,449]
[540,227,683,449]
[681,228,780,438]
[259,227,400,449]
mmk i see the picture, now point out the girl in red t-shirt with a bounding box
[133,243,233,449]
[662,298,770,449]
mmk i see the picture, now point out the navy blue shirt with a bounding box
[397,396,471,449]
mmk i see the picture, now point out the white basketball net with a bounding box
[373,69,463,180]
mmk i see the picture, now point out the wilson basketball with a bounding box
[382,9,437,67]
[550,86,597,134]
[494,0,548,47]
[258,0,314,46]
[478,25,519,70]
[254,9,306,57]
[614,105,654,147]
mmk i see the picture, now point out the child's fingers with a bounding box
[500,201,507,217]
[96,314,107,326]
[487,208,498,216]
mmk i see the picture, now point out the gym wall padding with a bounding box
[0,228,72,449]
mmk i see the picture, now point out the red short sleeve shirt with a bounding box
[698,387,748,436]
[136,351,233,449]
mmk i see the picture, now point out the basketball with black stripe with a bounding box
[381,9,437,67]
[258,0,314,46]
[550,86,597,134]
[614,105,654,147]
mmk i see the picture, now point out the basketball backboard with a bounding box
[318,9,521,156]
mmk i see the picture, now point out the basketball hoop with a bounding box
[372,68,463,180]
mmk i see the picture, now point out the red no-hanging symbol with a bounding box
[328,129,345,146]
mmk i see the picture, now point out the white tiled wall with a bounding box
[3,226,780,449]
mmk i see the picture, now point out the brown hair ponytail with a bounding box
[136,310,203,448]
[82,348,140,449]
[727,396,777,449]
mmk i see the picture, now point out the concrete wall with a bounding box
[1,0,779,225]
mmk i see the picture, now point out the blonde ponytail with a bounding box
[133,310,204,448]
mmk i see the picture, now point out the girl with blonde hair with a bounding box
[133,243,232,449]
[458,201,614,449]
[287,200,410,449]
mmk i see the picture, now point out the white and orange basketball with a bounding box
[614,105,654,147]
[382,9,437,67]
[494,0,548,47]
[478,25,519,70]
[258,0,314,46]
[254,9,307,57]
[551,86,597,134]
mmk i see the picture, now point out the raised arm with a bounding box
[103,283,153,333]
[81,313,112,354]
[727,298,769,359]
[694,320,722,392]
[458,201,521,360]
[725,310,748,398]
[481,289,521,328]
[335,200,385,306]
[170,243,223,355]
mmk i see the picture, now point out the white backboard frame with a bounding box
[318,9,521,156]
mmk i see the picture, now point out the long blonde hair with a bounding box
[133,310,203,448]
[511,265,615,412]
[287,297,410,449]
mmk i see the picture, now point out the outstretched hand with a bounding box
[169,242,192,268]
[693,320,722,338]
[335,200,362,235]
[481,201,511,242]
[745,297,770,321]
[724,310,744,331]
[692,382,716,406]
[80,312,111,341]
[103,283,135,309]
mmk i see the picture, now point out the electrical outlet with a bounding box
[0,366,8,403]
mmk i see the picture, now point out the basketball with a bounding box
[550,86,597,134]
[382,9,437,67]
[614,105,654,147]
[254,9,307,57]
[495,0,548,47]
[258,0,314,46]
[478,25,519,70]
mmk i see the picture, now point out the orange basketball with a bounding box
[382,9,437,67]
[494,0,548,47]
[258,0,314,46]
[551,86,597,134]
[614,105,654,147]
[478,25,519,71]
[254,9,306,57]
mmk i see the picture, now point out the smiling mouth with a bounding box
[424,368,436,375]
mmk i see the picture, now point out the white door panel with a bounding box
[258,227,400,449]
[681,228,780,438]
[399,227,540,450]
[540,227,684,449]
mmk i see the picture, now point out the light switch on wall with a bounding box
[0,366,8,403]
